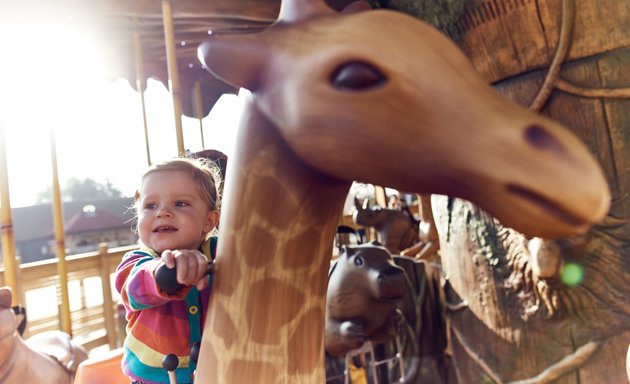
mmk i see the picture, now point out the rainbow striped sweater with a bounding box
[115,237,216,384]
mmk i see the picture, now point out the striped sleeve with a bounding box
[115,250,189,312]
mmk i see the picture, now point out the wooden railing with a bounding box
[0,243,138,352]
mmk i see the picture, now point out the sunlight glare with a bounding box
[0,7,242,208]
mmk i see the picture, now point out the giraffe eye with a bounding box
[331,61,386,91]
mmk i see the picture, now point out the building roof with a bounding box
[64,205,132,234]
[10,197,135,242]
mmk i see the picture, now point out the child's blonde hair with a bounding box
[133,157,222,213]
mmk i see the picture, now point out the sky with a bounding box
[0,13,241,208]
[0,8,376,212]
[1,81,241,208]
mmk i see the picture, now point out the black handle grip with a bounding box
[190,341,201,364]
[162,353,179,372]
[155,262,215,295]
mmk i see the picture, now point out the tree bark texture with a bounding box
[431,0,630,382]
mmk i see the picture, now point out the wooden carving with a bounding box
[0,287,88,384]
[428,0,630,382]
[195,0,609,382]
[324,241,405,357]
[352,197,419,254]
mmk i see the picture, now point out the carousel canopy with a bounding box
[2,0,358,118]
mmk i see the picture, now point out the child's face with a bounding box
[137,170,218,253]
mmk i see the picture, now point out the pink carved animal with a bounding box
[0,286,88,384]
[194,0,610,381]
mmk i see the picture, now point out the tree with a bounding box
[36,177,123,204]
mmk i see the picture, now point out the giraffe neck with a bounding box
[197,93,351,383]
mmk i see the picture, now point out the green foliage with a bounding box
[36,177,123,204]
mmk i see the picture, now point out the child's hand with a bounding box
[160,249,210,291]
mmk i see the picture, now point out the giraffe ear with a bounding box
[198,35,269,91]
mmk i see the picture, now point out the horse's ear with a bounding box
[362,198,369,210]
[354,196,362,210]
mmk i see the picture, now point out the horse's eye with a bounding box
[354,256,365,267]
[331,61,386,91]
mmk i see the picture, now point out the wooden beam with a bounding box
[0,121,19,305]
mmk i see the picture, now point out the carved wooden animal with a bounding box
[426,0,630,381]
[195,0,609,381]
[352,197,419,254]
[325,241,406,357]
[0,287,88,384]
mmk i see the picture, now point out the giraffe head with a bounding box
[198,0,609,238]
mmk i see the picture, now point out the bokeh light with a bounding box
[560,262,584,287]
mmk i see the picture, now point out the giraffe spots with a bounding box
[282,227,322,270]
[241,224,276,268]
[253,175,294,230]
[226,359,278,383]
[288,306,325,375]
[214,234,240,296]
[196,340,218,381]
[309,266,328,297]
[246,278,305,344]
[213,300,238,349]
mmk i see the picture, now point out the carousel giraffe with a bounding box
[195,0,610,382]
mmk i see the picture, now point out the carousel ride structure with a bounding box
[190,0,609,382]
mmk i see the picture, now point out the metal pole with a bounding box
[0,121,19,305]
[133,16,152,166]
[161,0,185,156]
[194,80,205,148]
[49,126,72,335]
[98,243,117,349]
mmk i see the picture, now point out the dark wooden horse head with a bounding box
[352,197,419,254]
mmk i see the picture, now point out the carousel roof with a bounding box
[3,0,358,117]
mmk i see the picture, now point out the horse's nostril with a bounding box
[524,125,567,154]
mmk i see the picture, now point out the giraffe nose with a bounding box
[523,124,567,155]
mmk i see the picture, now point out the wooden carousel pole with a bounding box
[161,0,185,156]
[0,122,20,305]
[194,80,206,148]
[133,16,152,166]
[49,127,72,335]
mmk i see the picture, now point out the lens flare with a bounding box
[561,262,584,287]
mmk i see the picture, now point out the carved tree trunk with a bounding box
[431,0,630,382]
